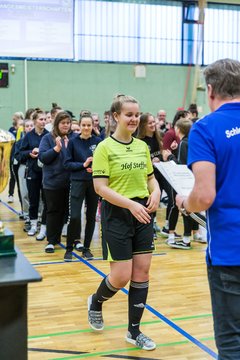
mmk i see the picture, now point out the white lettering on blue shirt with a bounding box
[225,127,240,138]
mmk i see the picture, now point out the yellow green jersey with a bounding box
[92,135,154,199]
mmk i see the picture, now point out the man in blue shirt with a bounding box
[176,58,240,360]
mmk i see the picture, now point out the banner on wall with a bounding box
[0,0,74,60]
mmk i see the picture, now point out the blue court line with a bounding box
[33,260,80,266]
[2,200,217,359]
[145,304,217,358]
[58,244,217,359]
[0,199,21,215]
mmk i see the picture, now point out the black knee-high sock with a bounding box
[128,280,149,338]
[91,276,119,311]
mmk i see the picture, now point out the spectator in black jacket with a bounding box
[7,111,24,203]
[14,119,34,223]
[137,112,163,237]
[20,109,48,239]
[39,111,74,253]
[63,112,101,261]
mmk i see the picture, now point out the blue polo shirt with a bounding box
[188,102,240,265]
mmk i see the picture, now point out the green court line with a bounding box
[29,313,212,340]
[49,338,215,360]
[174,313,212,321]
[201,336,215,341]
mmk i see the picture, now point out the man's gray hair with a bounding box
[204,58,240,99]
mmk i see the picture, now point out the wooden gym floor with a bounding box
[0,190,217,360]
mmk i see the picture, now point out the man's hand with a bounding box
[176,194,187,211]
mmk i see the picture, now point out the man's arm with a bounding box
[176,161,216,213]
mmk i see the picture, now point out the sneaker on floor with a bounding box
[193,233,207,243]
[161,226,169,237]
[82,249,94,260]
[87,295,104,331]
[36,232,46,241]
[125,331,156,351]
[27,225,37,236]
[19,212,27,220]
[168,240,191,250]
[23,220,31,232]
[165,237,175,245]
[161,227,181,239]
[74,240,84,251]
[7,195,14,203]
[45,244,54,253]
[36,225,46,241]
[64,250,72,262]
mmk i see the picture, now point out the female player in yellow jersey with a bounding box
[88,95,161,350]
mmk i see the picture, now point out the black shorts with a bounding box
[101,198,155,261]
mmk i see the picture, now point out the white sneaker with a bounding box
[168,240,191,250]
[165,236,175,245]
[74,240,84,251]
[45,244,54,253]
[193,233,207,243]
[36,224,46,241]
[125,331,156,351]
[88,295,104,331]
[7,195,14,203]
[28,224,37,236]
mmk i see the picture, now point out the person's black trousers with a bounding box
[208,265,240,360]
[66,180,99,251]
[12,163,22,209]
[182,214,199,236]
[153,170,179,231]
[27,177,46,223]
[8,160,16,197]
[44,187,69,245]
[164,179,179,231]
